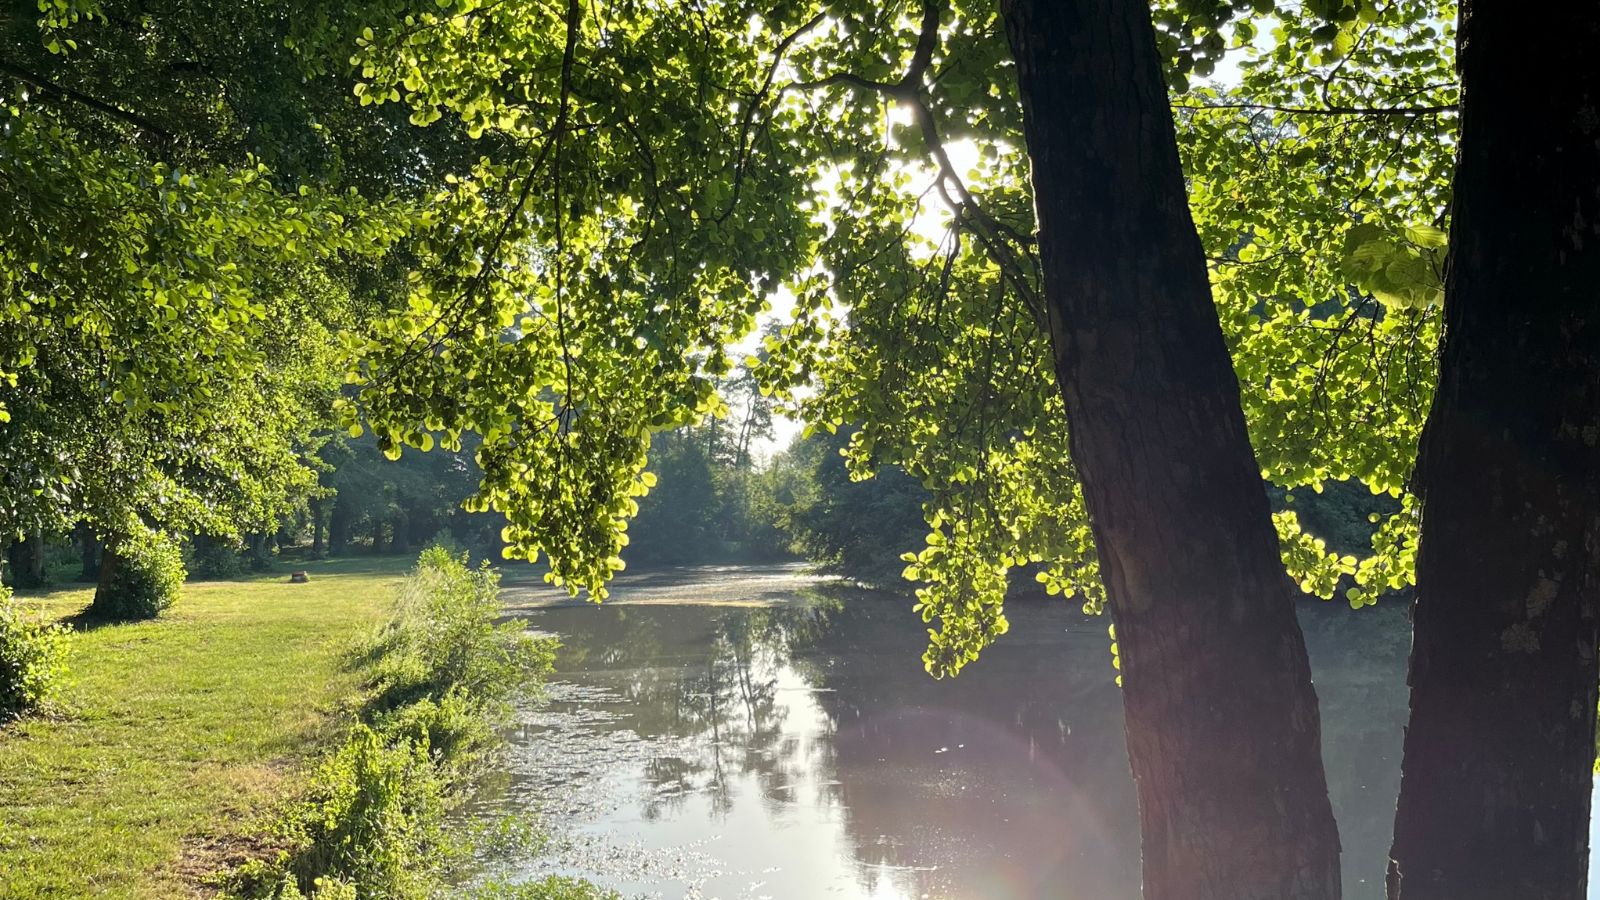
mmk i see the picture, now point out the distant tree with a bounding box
[627,430,718,565]
[318,435,485,557]
[777,430,928,586]
[626,370,794,566]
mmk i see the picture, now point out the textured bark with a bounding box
[6,529,45,588]
[1386,4,1600,898]
[78,524,101,582]
[91,539,122,611]
[329,501,353,556]
[999,2,1340,898]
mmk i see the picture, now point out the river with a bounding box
[461,563,1587,899]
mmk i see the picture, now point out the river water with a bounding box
[464,563,1583,900]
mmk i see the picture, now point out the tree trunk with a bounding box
[329,501,352,556]
[246,532,270,570]
[310,499,327,558]
[78,524,101,582]
[390,514,410,555]
[6,529,46,588]
[999,2,1340,898]
[1386,3,1600,898]
[92,539,123,613]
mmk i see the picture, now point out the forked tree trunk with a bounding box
[1386,3,1600,898]
[999,1,1341,897]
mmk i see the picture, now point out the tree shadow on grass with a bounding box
[60,602,153,633]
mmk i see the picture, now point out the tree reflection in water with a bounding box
[473,576,1413,900]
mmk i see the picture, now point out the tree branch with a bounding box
[552,0,582,426]
[783,0,1041,314]
[719,11,828,223]
[1172,100,1457,117]
[0,59,171,139]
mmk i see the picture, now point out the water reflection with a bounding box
[476,574,1418,899]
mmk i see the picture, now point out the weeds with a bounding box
[227,547,560,900]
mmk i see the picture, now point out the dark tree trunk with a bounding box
[6,529,46,588]
[245,532,271,570]
[1386,4,1600,898]
[328,501,352,556]
[390,514,410,555]
[91,539,123,613]
[999,1,1340,897]
[78,524,100,582]
[310,499,327,558]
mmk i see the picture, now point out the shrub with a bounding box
[369,690,495,790]
[367,546,555,716]
[275,727,448,900]
[92,527,185,620]
[229,546,559,900]
[0,586,70,721]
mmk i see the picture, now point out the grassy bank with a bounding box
[0,557,412,899]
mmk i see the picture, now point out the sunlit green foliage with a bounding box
[0,585,70,721]
[8,0,1457,673]
[1182,0,1453,607]
[310,0,1459,675]
[0,0,428,550]
[334,0,824,601]
[90,526,185,620]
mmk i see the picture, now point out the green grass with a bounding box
[0,557,414,900]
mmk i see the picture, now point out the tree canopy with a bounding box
[3,0,1460,662]
[314,0,1457,673]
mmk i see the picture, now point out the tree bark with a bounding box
[1386,3,1600,898]
[6,529,46,588]
[78,523,101,581]
[309,499,327,558]
[91,538,123,613]
[999,2,1341,898]
[329,501,352,556]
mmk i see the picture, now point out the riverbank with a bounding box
[0,558,411,899]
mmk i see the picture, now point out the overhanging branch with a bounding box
[783,0,1042,315]
[1172,100,1457,117]
[0,59,171,139]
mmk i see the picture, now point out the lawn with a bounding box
[0,557,414,900]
